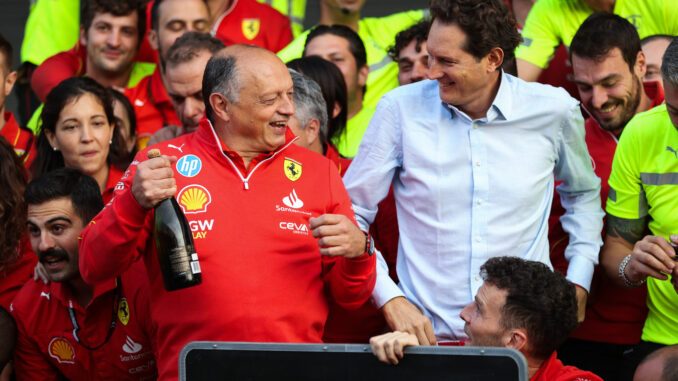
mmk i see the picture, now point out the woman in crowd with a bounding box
[111,88,138,161]
[31,77,129,203]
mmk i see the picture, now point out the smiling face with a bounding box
[81,11,140,77]
[149,0,210,63]
[572,48,644,134]
[220,51,295,155]
[45,93,114,180]
[27,198,84,283]
[460,282,511,347]
[397,39,429,85]
[166,50,212,132]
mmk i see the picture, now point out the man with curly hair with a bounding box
[388,20,431,85]
[371,257,603,381]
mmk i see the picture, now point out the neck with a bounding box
[637,85,653,116]
[91,164,110,194]
[459,70,501,120]
[309,139,324,155]
[68,277,94,307]
[319,1,360,31]
[86,61,132,90]
[526,355,544,379]
[0,106,6,131]
[347,91,363,120]
[208,0,233,25]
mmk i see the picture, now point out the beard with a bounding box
[598,75,642,132]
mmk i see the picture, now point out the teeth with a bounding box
[600,104,616,113]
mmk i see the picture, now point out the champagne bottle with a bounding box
[148,149,202,291]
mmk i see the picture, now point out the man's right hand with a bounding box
[131,154,178,209]
[381,296,436,345]
[625,235,676,283]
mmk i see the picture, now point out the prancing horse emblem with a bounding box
[283,158,302,181]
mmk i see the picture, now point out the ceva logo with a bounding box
[282,189,304,209]
[176,155,202,177]
[178,185,212,214]
[279,221,309,235]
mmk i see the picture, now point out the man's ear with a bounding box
[634,50,647,79]
[79,26,87,46]
[486,47,505,73]
[332,101,342,118]
[4,70,17,97]
[147,28,159,51]
[304,118,320,146]
[358,64,369,87]
[505,328,528,352]
[210,93,230,123]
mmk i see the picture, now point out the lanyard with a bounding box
[67,277,121,350]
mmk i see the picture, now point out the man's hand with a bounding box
[381,297,436,346]
[33,262,49,284]
[131,154,178,209]
[574,286,587,323]
[625,235,676,283]
[309,214,366,258]
[370,331,420,365]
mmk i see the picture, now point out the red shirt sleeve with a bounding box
[321,159,376,311]
[31,45,85,103]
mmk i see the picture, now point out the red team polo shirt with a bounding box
[1,112,36,168]
[0,238,36,311]
[79,120,375,379]
[211,0,293,53]
[124,68,181,150]
[10,262,157,380]
[531,352,602,381]
[548,81,664,344]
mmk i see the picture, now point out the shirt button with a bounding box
[475,161,481,166]
[477,199,483,205]
[475,275,481,281]
[476,236,482,242]
[473,123,478,129]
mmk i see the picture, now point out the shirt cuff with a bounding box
[113,188,150,228]
[565,255,595,292]
[371,263,405,308]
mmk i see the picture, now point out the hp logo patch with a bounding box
[176,155,202,177]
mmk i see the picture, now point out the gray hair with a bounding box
[202,55,243,121]
[661,37,678,88]
[289,69,328,146]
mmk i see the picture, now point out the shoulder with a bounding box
[239,0,288,19]
[10,279,49,318]
[381,79,440,107]
[504,74,579,116]
[624,104,669,137]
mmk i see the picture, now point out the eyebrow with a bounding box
[573,74,621,86]
[47,217,72,225]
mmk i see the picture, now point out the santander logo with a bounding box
[122,336,142,354]
[282,189,304,209]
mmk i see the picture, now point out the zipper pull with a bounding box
[243,179,249,190]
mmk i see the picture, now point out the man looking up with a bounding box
[145,32,225,146]
[125,0,211,148]
[0,33,35,166]
[10,168,157,380]
[303,25,370,157]
[549,13,665,380]
[370,257,602,381]
[78,44,376,380]
[600,37,678,375]
[388,20,431,86]
[343,0,603,346]
[278,0,424,111]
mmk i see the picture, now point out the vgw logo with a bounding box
[176,155,202,177]
[189,219,214,239]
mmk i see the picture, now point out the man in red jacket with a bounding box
[11,168,157,381]
[78,45,376,380]
[548,13,665,380]
[371,257,603,381]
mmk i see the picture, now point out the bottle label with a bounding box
[190,260,202,274]
[169,247,192,275]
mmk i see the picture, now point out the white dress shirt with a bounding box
[343,73,604,340]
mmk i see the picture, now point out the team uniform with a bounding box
[516,0,678,71]
[607,104,678,347]
[0,238,36,311]
[211,0,293,53]
[0,111,36,167]
[531,352,602,381]
[124,68,181,150]
[549,82,664,379]
[10,262,157,381]
[79,119,376,379]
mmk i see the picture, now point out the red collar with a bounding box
[50,277,117,312]
[1,111,22,142]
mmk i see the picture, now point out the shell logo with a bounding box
[177,184,212,214]
[48,337,75,364]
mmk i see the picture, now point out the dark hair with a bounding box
[81,0,147,47]
[164,31,225,71]
[109,88,138,160]
[202,54,240,122]
[662,37,678,88]
[0,136,27,274]
[304,25,368,94]
[25,168,104,225]
[31,77,129,178]
[287,56,348,145]
[0,307,15,369]
[0,33,13,73]
[570,12,641,72]
[429,0,521,64]
[388,20,431,62]
[480,256,578,360]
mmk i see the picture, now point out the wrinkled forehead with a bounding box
[27,198,77,226]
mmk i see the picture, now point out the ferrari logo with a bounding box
[242,19,260,40]
[118,298,130,326]
[284,158,302,181]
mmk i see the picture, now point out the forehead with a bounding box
[572,48,632,79]
[427,20,468,57]
[239,54,293,97]
[477,282,508,311]
[90,11,138,28]
[59,93,106,121]
[27,198,77,224]
[306,34,352,56]
[158,0,208,24]
[166,52,211,92]
[400,40,427,59]
[643,38,672,61]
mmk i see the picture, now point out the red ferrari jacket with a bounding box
[124,67,181,149]
[1,112,36,168]
[79,120,376,380]
[211,0,293,53]
[531,352,602,381]
[548,81,664,344]
[10,262,157,381]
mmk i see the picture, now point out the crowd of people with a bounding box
[0,0,677,380]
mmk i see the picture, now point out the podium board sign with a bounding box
[179,342,528,380]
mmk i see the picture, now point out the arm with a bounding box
[601,214,676,288]
[514,0,561,81]
[79,152,177,284]
[516,59,543,82]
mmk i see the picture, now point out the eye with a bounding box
[399,63,413,72]
[193,21,209,32]
[62,124,77,131]
[577,84,591,93]
[51,224,65,234]
[121,27,136,37]
[95,24,110,32]
[27,226,40,237]
[167,21,186,32]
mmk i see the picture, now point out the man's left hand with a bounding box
[575,286,587,323]
[309,214,366,258]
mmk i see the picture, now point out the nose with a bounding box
[591,86,609,109]
[279,93,295,117]
[427,60,442,80]
[81,125,94,143]
[37,231,56,253]
[183,98,204,123]
[411,60,429,82]
[107,27,122,48]
[459,302,473,323]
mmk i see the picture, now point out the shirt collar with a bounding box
[443,71,512,122]
[51,277,117,311]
